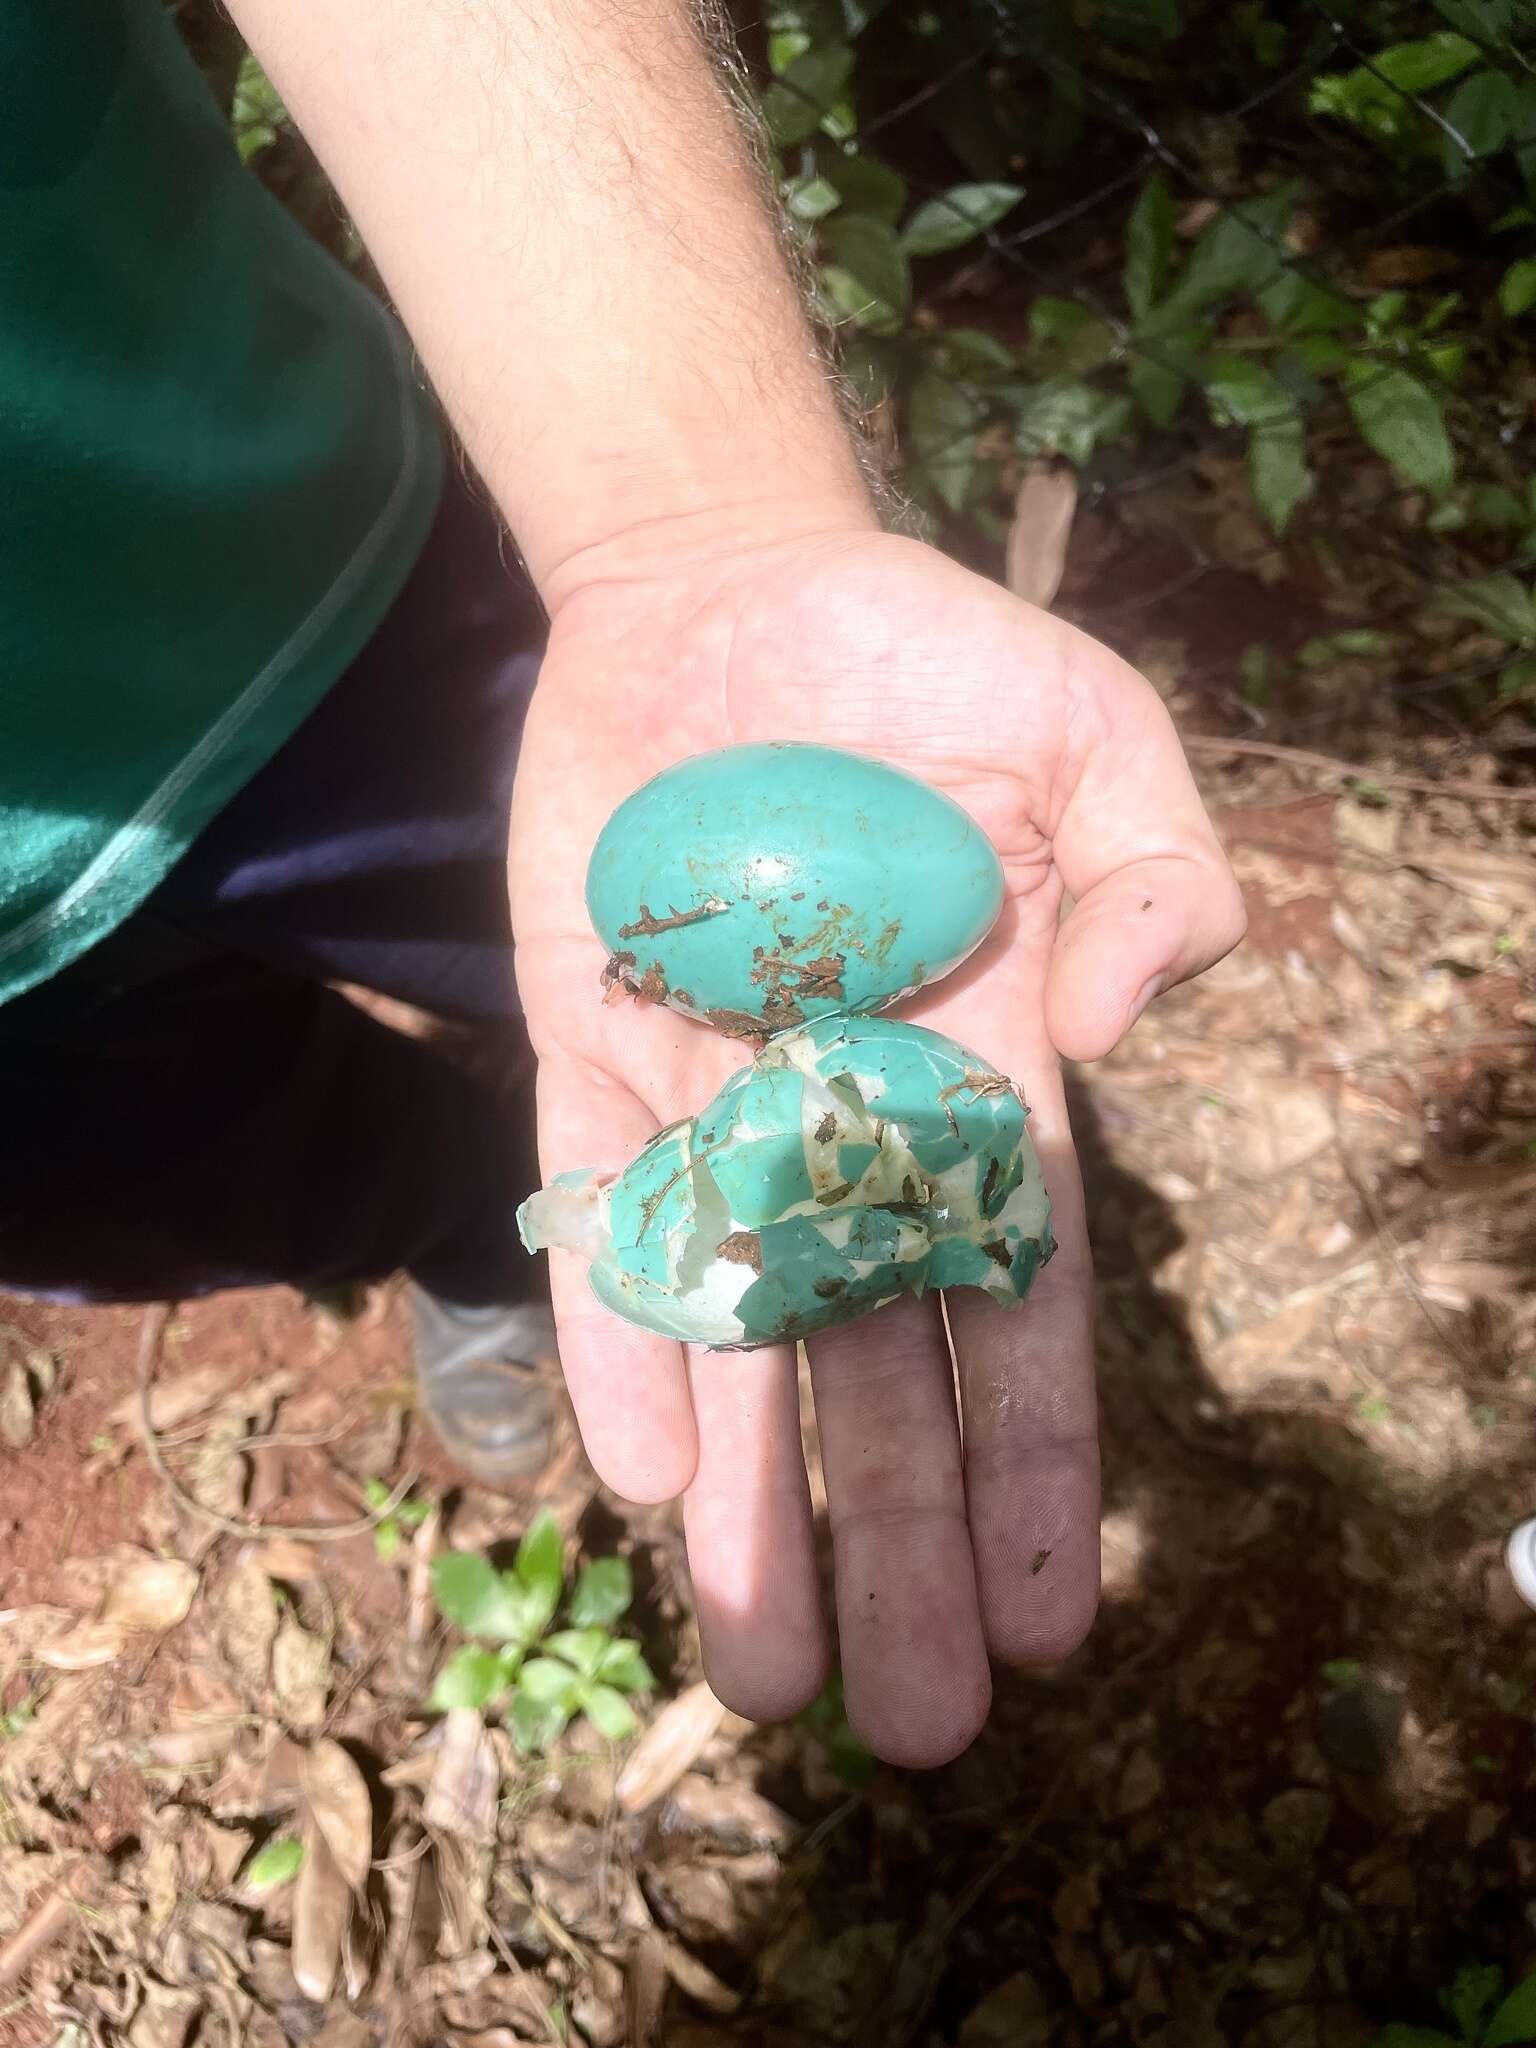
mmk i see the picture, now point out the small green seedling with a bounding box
[242,1835,304,1891]
[363,1478,432,1562]
[430,1511,654,1753]
[797,1673,875,1788]
[1373,1961,1536,2046]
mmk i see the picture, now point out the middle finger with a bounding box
[808,1293,990,1768]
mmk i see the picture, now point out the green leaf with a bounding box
[900,183,1024,257]
[1203,352,1294,430]
[1370,2031,1459,2048]
[784,172,841,223]
[1027,298,1116,375]
[1206,354,1316,530]
[244,1835,304,1890]
[1371,32,1479,95]
[568,1557,632,1628]
[829,1720,876,1787]
[906,371,983,511]
[1499,655,1536,698]
[819,214,910,332]
[1344,364,1454,496]
[546,1628,611,1678]
[816,146,907,225]
[934,328,1019,377]
[1471,484,1527,528]
[374,1520,401,1563]
[1153,187,1295,324]
[1441,1962,1503,2040]
[1249,418,1312,535]
[1432,0,1516,36]
[597,1640,657,1694]
[363,1477,391,1509]
[1500,258,1536,317]
[430,1645,508,1711]
[581,1683,639,1742]
[1124,175,1174,321]
[509,1691,571,1754]
[515,1656,582,1707]
[1006,380,1133,466]
[1100,0,1182,41]
[1298,631,1393,665]
[231,50,286,163]
[514,1510,564,1632]
[1131,354,1186,428]
[1259,271,1357,337]
[1442,68,1519,173]
[432,1553,537,1644]
[1440,572,1536,643]
[762,45,855,147]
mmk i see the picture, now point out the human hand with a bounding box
[509,518,1244,1766]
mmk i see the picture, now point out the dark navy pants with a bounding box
[0,469,545,1307]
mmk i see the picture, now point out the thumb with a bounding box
[1043,676,1246,1062]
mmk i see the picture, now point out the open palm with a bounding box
[509,528,1243,1766]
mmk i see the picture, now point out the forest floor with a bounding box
[3,429,1536,2046]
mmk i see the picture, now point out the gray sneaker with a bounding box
[410,1284,557,1485]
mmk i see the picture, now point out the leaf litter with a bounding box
[0,705,1532,2043]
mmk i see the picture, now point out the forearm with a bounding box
[225,0,876,605]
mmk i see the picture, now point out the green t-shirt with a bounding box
[0,0,444,1004]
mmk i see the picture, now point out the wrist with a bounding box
[538,475,881,623]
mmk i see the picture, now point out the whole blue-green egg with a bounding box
[586,743,1004,1036]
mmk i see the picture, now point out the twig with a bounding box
[0,1857,103,1989]
[1184,734,1536,804]
[136,1304,419,1542]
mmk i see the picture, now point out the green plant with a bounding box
[1373,1960,1536,2047]
[1438,573,1536,696]
[797,1672,875,1787]
[362,1477,432,1563]
[230,49,287,162]
[242,1834,305,1891]
[429,1511,655,1752]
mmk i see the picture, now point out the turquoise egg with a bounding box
[586,743,1004,1036]
[516,1014,1052,1349]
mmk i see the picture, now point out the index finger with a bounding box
[1047,644,1246,1061]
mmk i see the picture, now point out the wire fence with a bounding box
[184,0,1536,741]
[751,0,1536,736]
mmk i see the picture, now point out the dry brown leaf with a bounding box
[309,2019,374,2048]
[125,1978,203,2048]
[423,1709,499,1845]
[663,1774,794,1852]
[291,1818,351,2005]
[300,1738,374,1895]
[0,1361,35,1451]
[218,1560,279,1699]
[100,1552,199,1632]
[271,1607,331,1732]
[35,1551,198,1669]
[33,1619,127,1671]
[626,1929,671,2048]
[108,1363,237,1437]
[958,1971,1055,2048]
[1004,462,1077,610]
[1115,1747,1164,1817]
[656,1930,741,2014]
[616,1680,726,1812]
[143,1719,245,1770]
[254,1536,321,1582]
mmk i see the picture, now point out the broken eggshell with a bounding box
[587,743,1004,1037]
[517,1014,1051,1348]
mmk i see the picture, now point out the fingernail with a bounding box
[1129,974,1165,1026]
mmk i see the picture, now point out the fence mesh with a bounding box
[182,0,1536,771]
